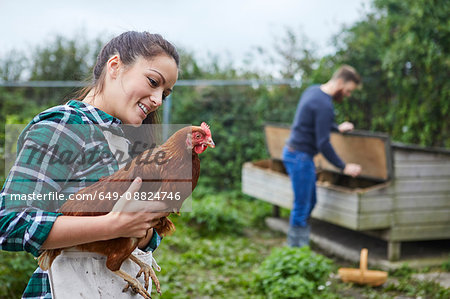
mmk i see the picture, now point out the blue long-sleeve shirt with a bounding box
[286,85,345,169]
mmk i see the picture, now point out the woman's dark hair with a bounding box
[76,31,179,151]
[77,31,179,126]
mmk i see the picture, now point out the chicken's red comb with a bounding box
[201,122,211,137]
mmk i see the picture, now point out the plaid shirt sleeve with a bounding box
[1,102,166,298]
[1,109,86,256]
[1,109,87,298]
[142,230,162,252]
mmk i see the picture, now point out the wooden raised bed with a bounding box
[242,124,450,261]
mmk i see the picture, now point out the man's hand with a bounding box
[343,163,362,177]
[338,121,354,133]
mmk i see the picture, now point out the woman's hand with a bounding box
[104,177,170,239]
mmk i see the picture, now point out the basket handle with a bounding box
[360,248,368,277]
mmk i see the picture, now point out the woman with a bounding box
[0,31,179,298]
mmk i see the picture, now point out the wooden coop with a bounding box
[242,123,450,261]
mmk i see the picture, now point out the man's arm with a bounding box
[315,107,346,170]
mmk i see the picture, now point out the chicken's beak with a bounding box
[206,137,215,148]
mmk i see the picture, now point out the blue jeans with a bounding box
[282,146,317,227]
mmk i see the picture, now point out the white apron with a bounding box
[48,130,160,298]
[48,248,160,298]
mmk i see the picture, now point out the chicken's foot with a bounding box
[129,254,161,294]
[113,269,151,299]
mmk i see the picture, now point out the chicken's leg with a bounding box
[129,254,161,294]
[113,269,152,299]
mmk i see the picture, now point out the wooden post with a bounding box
[388,241,401,261]
[273,205,280,218]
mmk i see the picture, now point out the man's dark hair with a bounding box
[331,65,361,85]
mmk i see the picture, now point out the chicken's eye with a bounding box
[195,133,201,139]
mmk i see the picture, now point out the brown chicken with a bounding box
[38,122,214,299]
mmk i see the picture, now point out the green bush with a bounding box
[389,263,414,278]
[254,246,334,299]
[182,192,246,235]
[0,251,37,298]
[441,255,450,272]
[170,84,300,191]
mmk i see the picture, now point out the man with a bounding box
[283,65,362,247]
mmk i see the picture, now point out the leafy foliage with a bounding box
[170,83,301,190]
[331,0,450,147]
[442,255,450,272]
[182,192,246,235]
[253,246,334,299]
[0,251,37,298]
[382,277,450,299]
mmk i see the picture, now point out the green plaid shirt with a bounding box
[0,100,161,298]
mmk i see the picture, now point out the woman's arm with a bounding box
[40,214,114,249]
[41,212,168,250]
[41,177,169,249]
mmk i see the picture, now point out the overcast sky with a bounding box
[1,0,371,67]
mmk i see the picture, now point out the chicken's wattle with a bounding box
[194,144,207,154]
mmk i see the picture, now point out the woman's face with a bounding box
[105,54,178,125]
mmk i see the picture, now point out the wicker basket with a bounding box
[338,248,388,286]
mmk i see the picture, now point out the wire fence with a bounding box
[0,79,300,88]
[1,79,301,139]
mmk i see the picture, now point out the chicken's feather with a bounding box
[38,125,206,272]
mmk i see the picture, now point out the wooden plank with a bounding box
[243,161,287,179]
[394,163,450,178]
[393,149,450,163]
[357,213,391,230]
[394,209,450,225]
[264,124,392,180]
[393,179,450,194]
[395,194,450,209]
[313,201,391,230]
[316,187,359,212]
[311,205,358,230]
[316,180,369,194]
[360,182,395,197]
[242,163,293,209]
[389,224,450,241]
[359,196,393,213]
[264,126,290,160]
[312,204,392,231]
[314,132,390,181]
[315,200,357,214]
[242,175,293,209]
[242,184,292,208]
[242,163,292,191]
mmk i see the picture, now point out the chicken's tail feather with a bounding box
[37,249,62,270]
[154,216,176,236]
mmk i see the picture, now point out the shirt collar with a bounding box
[66,100,122,127]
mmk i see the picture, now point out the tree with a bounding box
[327,0,449,147]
